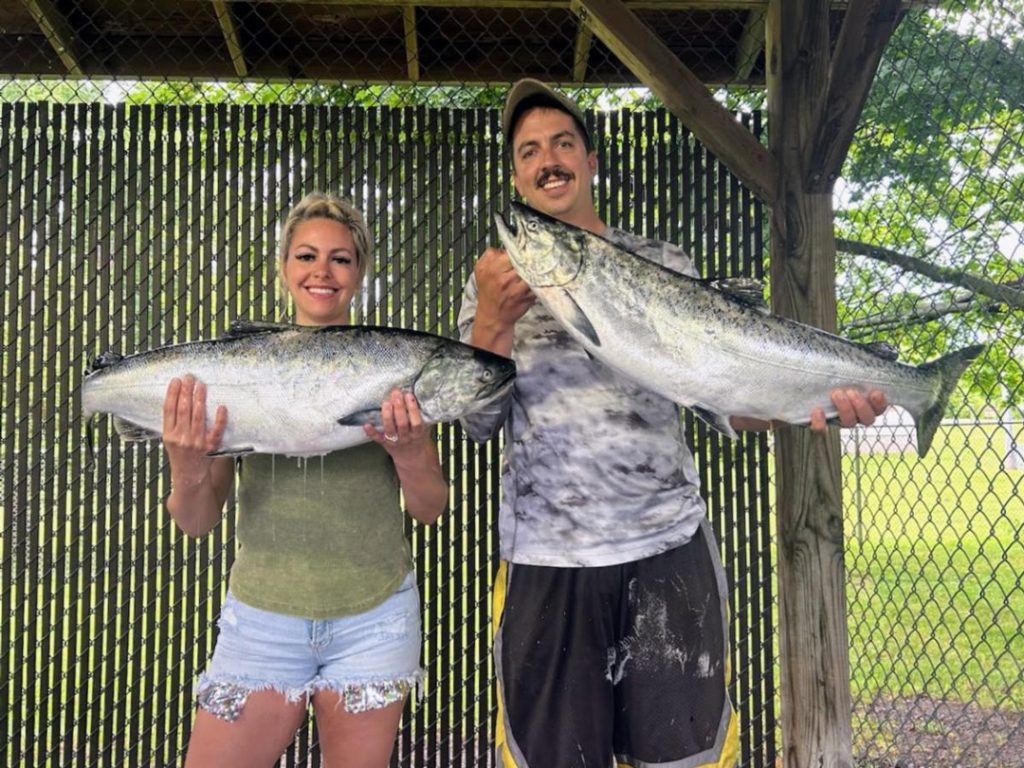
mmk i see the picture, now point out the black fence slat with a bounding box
[486,107,506,768]
[636,110,647,235]
[6,99,28,768]
[460,108,481,768]
[418,106,431,336]
[402,106,416,331]
[25,101,46,768]
[33,100,58,767]
[646,110,658,240]
[266,104,281,321]
[438,108,453,337]
[609,108,621,226]
[235,104,253,324]
[52,100,77,768]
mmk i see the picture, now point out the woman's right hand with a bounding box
[162,375,228,489]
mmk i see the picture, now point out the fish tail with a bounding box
[914,344,985,457]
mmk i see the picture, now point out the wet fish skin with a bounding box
[81,322,516,457]
[494,202,984,457]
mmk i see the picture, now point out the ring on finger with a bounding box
[384,433,399,443]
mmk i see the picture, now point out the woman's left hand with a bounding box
[365,388,447,525]
[364,389,429,453]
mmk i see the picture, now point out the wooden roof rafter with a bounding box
[578,0,778,204]
[734,7,766,80]
[19,0,83,75]
[213,0,249,77]
[570,0,596,82]
[403,5,420,82]
[805,0,905,190]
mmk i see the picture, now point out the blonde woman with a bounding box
[163,192,446,767]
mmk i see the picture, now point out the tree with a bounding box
[835,3,1024,411]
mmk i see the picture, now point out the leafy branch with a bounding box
[835,238,1024,311]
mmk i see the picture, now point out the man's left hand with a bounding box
[809,389,889,432]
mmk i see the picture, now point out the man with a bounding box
[458,79,887,768]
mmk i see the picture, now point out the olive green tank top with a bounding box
[230,443,412,619]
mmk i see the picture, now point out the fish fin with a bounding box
[112,416,162,442]
[206,447,254,457]
[559,290,601,347]
[710,277,768,311]
[311,324,358,333]
[913,344,985,457]
[689,406,739,439]
[222,320,295,339]
[84,418,97,467]
[86,350,124,374]
[856,340,900,361]
[337,409,383,429]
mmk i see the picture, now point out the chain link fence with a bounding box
[831,4,1024,765]
[2,1,1022,767]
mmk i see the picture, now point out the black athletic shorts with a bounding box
[493,519,738,768]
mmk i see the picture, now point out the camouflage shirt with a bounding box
[458,227,707,567]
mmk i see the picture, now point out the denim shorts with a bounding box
[194,572,423,720]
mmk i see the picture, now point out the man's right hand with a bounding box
[470,247,535,355]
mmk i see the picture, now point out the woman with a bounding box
[163,192,447,767]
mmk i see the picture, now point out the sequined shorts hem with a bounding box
[194,669,424,721]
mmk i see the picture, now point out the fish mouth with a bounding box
[493,209,526,272]
[494,359,517,390]
[473,349,517,396]
[498,209,518,237]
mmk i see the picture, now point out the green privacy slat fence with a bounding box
[1,101,771,767]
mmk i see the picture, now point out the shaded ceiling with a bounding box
[1,0,854,85]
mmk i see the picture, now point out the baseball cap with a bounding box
[502,78,590,146]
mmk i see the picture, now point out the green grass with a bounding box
[842,421,1024,710]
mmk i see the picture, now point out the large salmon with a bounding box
[82,321,516,457]
[495,202,982,457]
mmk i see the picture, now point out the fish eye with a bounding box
[481,369,493,381]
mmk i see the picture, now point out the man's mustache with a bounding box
[536,168,573,187]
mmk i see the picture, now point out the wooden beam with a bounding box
[805,0,903,191]
[578,0,778,205]
[403,5,421,81]
[20,0,83,75]
[766,0,854,765]
[734,8,766,81]
[570,0,595,82]
[213,0,248,77]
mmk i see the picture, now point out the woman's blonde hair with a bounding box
[277,192,373,286]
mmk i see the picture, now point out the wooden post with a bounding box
[766,1,854,766]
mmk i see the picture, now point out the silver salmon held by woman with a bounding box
[494,202,984,457]
[82,321,516,457]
